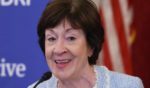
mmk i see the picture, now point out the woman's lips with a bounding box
[55,59,71,64]
[55,59,72,68]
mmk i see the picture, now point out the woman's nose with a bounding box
[53,39,67,55]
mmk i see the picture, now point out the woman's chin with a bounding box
[56,73,72,81]
[52,59,76,80]
[53,68,75,81]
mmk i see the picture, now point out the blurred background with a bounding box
[0,0,149,88]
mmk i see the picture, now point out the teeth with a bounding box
[55,59,71,64]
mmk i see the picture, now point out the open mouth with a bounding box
[55,59,72,64]
[55,59,72,68]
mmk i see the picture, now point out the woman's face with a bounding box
[45,20,92,80]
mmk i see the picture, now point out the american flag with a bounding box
[93,0,135,74]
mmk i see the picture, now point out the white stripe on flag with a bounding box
[100,0,125,72]
[118,0,133,46]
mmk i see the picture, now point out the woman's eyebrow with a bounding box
[45,30,56,36]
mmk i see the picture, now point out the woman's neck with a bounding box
[57,65,96,88]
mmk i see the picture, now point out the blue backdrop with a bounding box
[0,0,51,88]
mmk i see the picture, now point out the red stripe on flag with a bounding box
[110,0,133,74]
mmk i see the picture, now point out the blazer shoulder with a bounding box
[109,71,144,88]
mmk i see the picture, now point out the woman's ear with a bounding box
[88,47,93,58]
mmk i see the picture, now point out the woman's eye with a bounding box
[67,36,76,41]
[48,37,56,42]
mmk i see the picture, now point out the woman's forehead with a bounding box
[46,19,81,32]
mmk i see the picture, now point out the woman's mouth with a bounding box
[55,59,72,69]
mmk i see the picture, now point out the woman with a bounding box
[28,0,144,88]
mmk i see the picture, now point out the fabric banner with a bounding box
[0,0,50,88]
